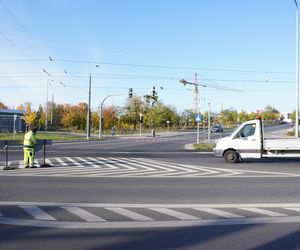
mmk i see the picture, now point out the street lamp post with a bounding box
[87,65,99,140]
[294,0,299,137]
[46,79,54,131]
[98,93,129,139]
[99,95,111,139]
[208,102,211,142]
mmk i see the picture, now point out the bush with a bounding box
[193,143,215,151]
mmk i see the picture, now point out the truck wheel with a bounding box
[224,150,239,163]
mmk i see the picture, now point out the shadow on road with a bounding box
[2,222,300,249]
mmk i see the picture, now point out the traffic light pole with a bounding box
[99,93,129,139]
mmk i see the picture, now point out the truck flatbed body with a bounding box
[264,138,300,150]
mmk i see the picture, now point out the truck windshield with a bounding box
[230,123,256,138]
[230,123,244,137]
[240,123,256,137]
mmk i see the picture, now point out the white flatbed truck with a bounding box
[213,117,300,163]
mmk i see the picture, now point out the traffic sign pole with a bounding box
[195,115,202,144]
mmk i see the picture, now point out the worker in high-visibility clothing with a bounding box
[23,128,37,168]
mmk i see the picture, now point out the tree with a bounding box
[102,106,118,130]
[91,106,119,131]
[219,109,238,126]
[16,104,24,111]
[147,102,179,129]
[23,102,37,127]
[61,103,87,130]
[180,109,196,128]
[261,105,280,123]
[0,102,8,109]
[123,96,145,130]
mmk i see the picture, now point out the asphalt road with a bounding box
[1,127,300,249]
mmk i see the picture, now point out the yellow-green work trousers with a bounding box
[23,148,35,167]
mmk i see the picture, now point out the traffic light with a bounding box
[152,86,156,97]
[140,114,144,123]
[128,88,133,98]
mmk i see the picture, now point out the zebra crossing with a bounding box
[1,156,300,177]
[2,202,300,228]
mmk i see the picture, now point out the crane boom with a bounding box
[179,79,243,92]
[180,76,243,113]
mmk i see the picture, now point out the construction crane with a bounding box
[179,73,243,113]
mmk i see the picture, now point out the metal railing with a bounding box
[1,139,52,170]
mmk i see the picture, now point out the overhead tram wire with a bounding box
[0,58,295,75]
[0,30,65,87]
[0,30,66,86]
[0,71,295,84]
[53,59,295,75]
[0,0,68,75]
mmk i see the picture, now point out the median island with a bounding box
[193,143,215,152]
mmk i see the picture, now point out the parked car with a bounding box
[210,124,223,133]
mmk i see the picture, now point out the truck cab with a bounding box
[214,118,263,163]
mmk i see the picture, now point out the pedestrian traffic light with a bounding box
[140,115,144,123]
[128,88,133,98]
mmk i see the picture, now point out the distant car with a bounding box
[210,125,223,133]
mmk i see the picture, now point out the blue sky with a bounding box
[0,0,298,113]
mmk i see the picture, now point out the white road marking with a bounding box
[85,157,105,168]
[1,215,300,229]
[150,208,200,220]
[283,207,300,213]
[140,159,199,175]
[106,207,154,221]
[45,159,52,165]
[194,208,244,218]
[140,158,218,176]
[94,157,120,169]
[76,157,102,168]
[65,157,85,167]
[115,157,156,175]
[19,205,56,221]
[61,207,106,222]
[239,207,288,217]
[2,156,300,178]
[55,157,68,166]
[2,202,300,209]
[18,160,25,169]
[0,202,299,228]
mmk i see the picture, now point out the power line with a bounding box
[0,58,295,75]
[0,0,68,75]
[0,0,50,59]
[0,72,294,84]
[0,30,45,71]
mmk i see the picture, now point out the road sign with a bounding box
[196,115,202,122]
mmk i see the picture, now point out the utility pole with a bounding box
[194,73,199,113]
[87,65,99,140]
[87,73,92,140]
[51,85,54,127]
[208,102,211,142]
[294,0,299,137]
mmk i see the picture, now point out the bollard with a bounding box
[3,141,9,170]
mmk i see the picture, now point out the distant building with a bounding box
[0,109,25,132]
